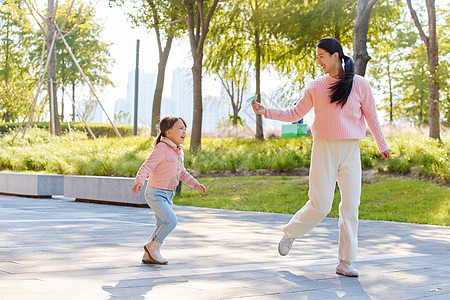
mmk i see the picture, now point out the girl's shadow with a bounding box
[102,265,187,300]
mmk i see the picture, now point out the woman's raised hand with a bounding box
[251,100,266,115]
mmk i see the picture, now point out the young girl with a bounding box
[252,37,390,277]
[132,116,206,265]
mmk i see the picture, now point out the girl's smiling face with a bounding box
[165,119,187,145]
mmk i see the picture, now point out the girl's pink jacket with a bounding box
[264,74,390,153]
[134,137,199,191]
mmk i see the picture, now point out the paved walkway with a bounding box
[0,194,449,300]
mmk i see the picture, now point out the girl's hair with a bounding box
[316,37,355,108]
[154,115,187,146]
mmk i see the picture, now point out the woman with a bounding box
[252,37,390,277]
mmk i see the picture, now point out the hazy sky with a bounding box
[94,1,195,117]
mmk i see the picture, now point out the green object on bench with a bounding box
[281,124,307,139]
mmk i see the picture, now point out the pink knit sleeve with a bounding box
[134,146,164,186]
[179,170,199,188]
[360,79,390,153]
[265,88,314,122]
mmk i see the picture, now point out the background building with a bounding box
[113,68,294,134]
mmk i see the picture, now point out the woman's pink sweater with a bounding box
[265,74,389,153]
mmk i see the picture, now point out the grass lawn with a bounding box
[174,175,450,226]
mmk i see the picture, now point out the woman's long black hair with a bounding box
[316,37,355,108]
[154,115,187,146]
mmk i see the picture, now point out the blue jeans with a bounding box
[145,186,177,243]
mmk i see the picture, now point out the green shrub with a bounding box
[387,158,411,174]
[360,152,373,169]
[0,121,135,137]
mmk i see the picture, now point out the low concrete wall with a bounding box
[64,175,147,206]
[0,172,64,197]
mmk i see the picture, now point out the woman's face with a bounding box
[316,47,340,77]
[165,119,187,145]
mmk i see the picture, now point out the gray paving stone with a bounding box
[0,194,449,299]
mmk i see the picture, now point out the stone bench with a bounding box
[64,175,147,206]
[0,172,64,197]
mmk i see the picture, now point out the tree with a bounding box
[25,0,69,135]
[46,0,61,134]
[368,0,411,123]
[438,7,449,126]
[114,109,131,125]
[177,0,220,152]
[0,0,37,122]
[204,43,249,127]
[353,0,378,76]
[264,0,354,84]
[406,0,440,140]
[112,0,186,137]
[398,45,429,125]
[55,1,113,122]
[204,0,258,129]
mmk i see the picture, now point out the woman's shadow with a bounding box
[278,270,370,298]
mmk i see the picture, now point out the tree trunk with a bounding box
[387,55,393,123]
[353,0,377,76]
[72,83,76,121]
[406,0,440,140]
[426,0,440,140]
[4,111,10,122]
[186,0,220,153]
[61,87,64,122]
[190,54,203,152]
[233,105,239,126]
[254,0,263,140]
[47,0,61,135]
[151,35,173,137]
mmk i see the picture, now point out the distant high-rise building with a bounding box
[170,68,193,128]
[127,70,157,127]
[113,70,157,127]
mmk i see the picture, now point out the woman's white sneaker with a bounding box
[336,261,359,277]
[278,234,295,256]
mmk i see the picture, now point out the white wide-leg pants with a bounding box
[283,139,361,262]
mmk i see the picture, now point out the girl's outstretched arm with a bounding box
[195,183,206,194]
[132,183,143,194]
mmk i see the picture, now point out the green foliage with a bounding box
[174,176,449,226]
[55,1,114,89]
[262,0,355,85]
[217,114,245,128]
[0,0,38,122]
[0,128,448,184]
[369,3,449,126]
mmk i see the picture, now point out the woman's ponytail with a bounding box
[329,54,355,108]
[316,37,355,108]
